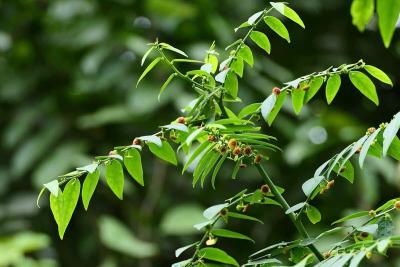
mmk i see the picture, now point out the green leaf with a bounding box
[332,211,369,225]
[186,128,205,146]
[225,71,238,98]
[270,2,305,28]
[160,42,188,57]
[268,91,287,125]
[261,94,277,122]
[304,77,324,103]
[302,176,324,197]
[211,153,228,189]
[50,179,81,239]
[105,160,124,200]
[238,103,261,119]
[333,160,355,183]
[349,251,366,267]
[141,46,154,66]
[291,89,305,114]
[139,135,162,147]
[123,148,144,186]
[228,212,263,224]
[349,71,379,105]
[306,205,322,224]
[383,113,400,156]
[325,74,341,104]
[148,140,177,166]
[200,152,220,187]
[44,180,59,197]
[285,202,306,214]
[206,53,218,74]
[136,57,162,87]
[182,142,212,173]
[250,31,271,54]
[231,57,244,77]
[364,65,393,86]
[237,44,254,67]
[264,16,290,43]
[359,128,381,168]
[211,229,254,242]
[82,168,100,210]
[158,73,176,101]
[248,11,264,25]
[377,0,400,48]
[350,0,374,32]
[198,248,239,267]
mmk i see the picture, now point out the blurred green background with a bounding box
[0,0,399,266]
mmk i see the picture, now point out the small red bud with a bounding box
[272,87,281,95]
[242,204,250,213]
[132,138,141,146]
[327,180,335,189]
[261,184,270,194]
[208,135,216,142]
[239,163,247,168]
[360,232,369,238]
[232,146,241,156]
[220,146,228,153]
[219,208,228,216]
[243,146,252,155]
[177,116,186,124]
[394,201,400,210]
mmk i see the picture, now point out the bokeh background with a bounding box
[1,0,399,266]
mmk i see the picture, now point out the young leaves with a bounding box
[364,65,393,86]
[198,248,239,267]
[304,77,324,103]
[50,179,81,239]
[376,0,400,48]
[350,0,374,32]
[270,2,305,28]
[238,44,254,67]
[124,148,144,186]
[148,140,177,166]
[267,91,287,125]
[250,31,271,54]
[158,73,176,101]
[211,229,254,243]
[82,168,100,210]
[326,74,341,104]
[306,205,322,224]
[264,16,290,43]
[291,88,305,114]
[105,160,124,200]
[225,71,239,98]
[44,180,59,197]
[349,71,379,105]
[137,57,162,87]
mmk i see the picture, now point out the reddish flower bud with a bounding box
[272,87,281,95]
[394,201,400,210]
[326,180,335,189]
[261,184,270,194]
[239,163,247,168]
[232,146,241,156]
[177,116,186,124]
[360,232,369,238]
[243,146,252,155]
[208,135,216,142]
[228,138,237,149]
[132,138,141,145]
[242,204,250,213]
[254,154,262,164]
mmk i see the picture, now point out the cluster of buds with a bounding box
[207,132,264,165]
[320,180,335,194]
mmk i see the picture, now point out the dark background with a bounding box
[0,0,399,266]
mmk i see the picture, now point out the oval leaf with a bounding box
[105,160,124,200]
[264,16,290,43]
[326,74,341,104]
[82,168,100,210]
[349,71,379,105]
[124,148,144,186]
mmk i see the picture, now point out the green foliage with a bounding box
[32,1,400,266]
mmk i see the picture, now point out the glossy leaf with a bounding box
[364,65,393,85]
[383,112,400,155]
[359,128,381,168]
[44,180,59,197]
[377,0,400,48]
[237,44,254,67]
[228,212,263,224]
[248,11,264,25]
[268,91,287,125]
[141,46,154,66]
[211,229,254,242]
[349,71,379,105]
[139,135,162,147]
[158,73,176,101]
[105,160,124,200]
[304,76,324,103]
[148,140,177,166]
[198,247,239,267]
[224,71,238,98]
[270,2,305,28]
[175,243,197,258]
[50,179,81,239]
[332,211,369,225]
[291,89,305,114]
[82,168,100,210]
[306,205,321,224]
[285,202,306,214]
[124,148,144,186]
[160,43,188,57]
[326,74,341,104]
[302,176,324,197]
[136,57,162,87]
[264,16,290,43]
[250,31,271,54]
[238,103,261,118]
[203,203,228,220]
